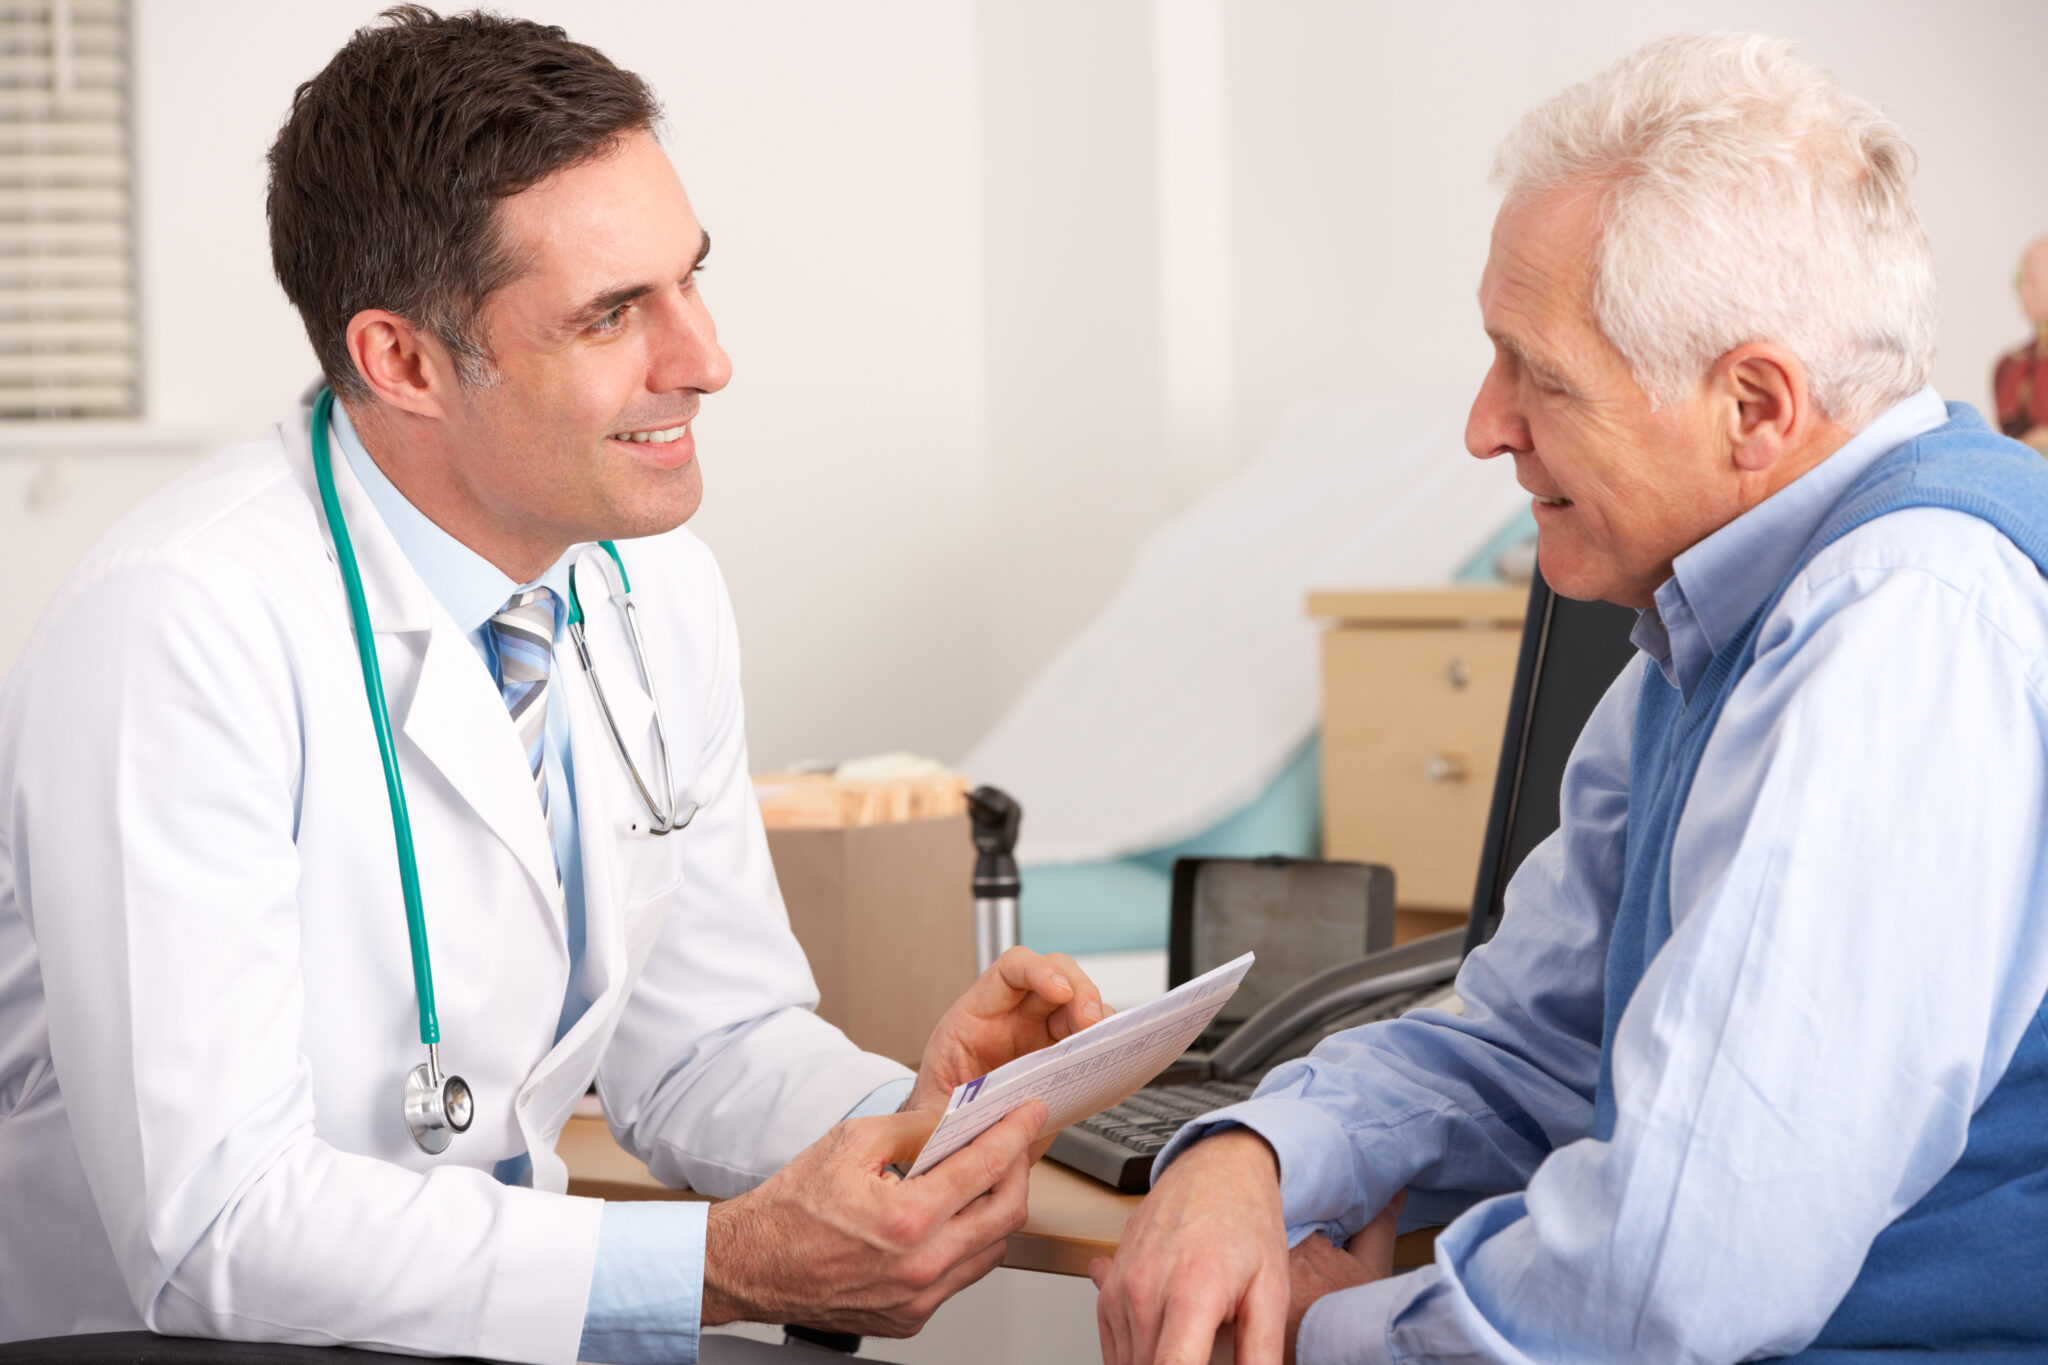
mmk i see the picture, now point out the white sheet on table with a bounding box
[960,388,1529,865]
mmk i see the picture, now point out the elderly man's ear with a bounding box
[1717,342,1830,474]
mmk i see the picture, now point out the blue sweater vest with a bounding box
[1591,405,2048,1359]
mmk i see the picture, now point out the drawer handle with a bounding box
[1424,754,1468,783]
[1446,658,1471,690]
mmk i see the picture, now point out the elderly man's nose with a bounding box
[1466,366,1525,459]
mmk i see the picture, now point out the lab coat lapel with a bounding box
[403,626,566,917]
[515,583,682,1163]
[281,388,566,918]
[556,569,669,1014]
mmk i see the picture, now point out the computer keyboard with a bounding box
[1047,981,1458,1191]
[1049,1079,1259,1191]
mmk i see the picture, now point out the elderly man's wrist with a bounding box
[1175,1125,1280,1187]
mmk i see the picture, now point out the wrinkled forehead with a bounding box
[1481,189,1603,339]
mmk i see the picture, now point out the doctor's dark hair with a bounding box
[266,6,661,400]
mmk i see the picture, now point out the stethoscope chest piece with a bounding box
[403,1046,473,1155]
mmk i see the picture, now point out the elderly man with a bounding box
[1095,33,2048,1365]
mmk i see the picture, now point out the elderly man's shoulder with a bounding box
[1782,505,2048,665]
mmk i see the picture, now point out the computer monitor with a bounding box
[1463,567,1640,953]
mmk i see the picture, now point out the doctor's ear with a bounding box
[344,308,461,421]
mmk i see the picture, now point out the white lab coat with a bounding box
[0,391,909,1360]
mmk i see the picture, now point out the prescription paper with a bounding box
[905,952,1255,1178]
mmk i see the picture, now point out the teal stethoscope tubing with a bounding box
[311,384,690,1154]
[311,385,442,1048]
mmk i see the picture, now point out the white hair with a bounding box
[1491,33,1938,429]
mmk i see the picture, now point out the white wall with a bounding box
[2,1,2044,773]
[1218,0,2048,466]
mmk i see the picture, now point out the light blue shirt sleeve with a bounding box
[577,1076,916,1362]
[1163,507,2048,1362]
[579,1201,711,1365]
[843,1076,916,1119]
[1154,658,1631,1240]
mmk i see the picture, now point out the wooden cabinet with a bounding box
[1310,588,1529,929]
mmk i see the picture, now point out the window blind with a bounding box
[0,0,135,421]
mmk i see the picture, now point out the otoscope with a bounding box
[967,785,1022,972]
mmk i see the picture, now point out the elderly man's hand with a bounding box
[1091,1130,1406,1365]
[1090,1128,1290,1365]
[905,947,1107,1127]
[1279,1191,1405,1364]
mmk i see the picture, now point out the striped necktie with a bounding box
[490,586,559,872]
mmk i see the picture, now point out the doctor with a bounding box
[0,10,1099,1363]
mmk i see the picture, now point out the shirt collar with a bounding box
[1639,385,1949,696]
[329,400,575,635]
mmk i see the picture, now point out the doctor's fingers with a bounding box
[870,1229,1018,1339]
[1041,951,1110,1039]
[979,947,1086,1020]
[841,1106,944,1173]
[928,1131,1032,1259]
[913,1100,1047,1217]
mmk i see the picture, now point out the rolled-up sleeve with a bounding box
[1155,658,1637,1245]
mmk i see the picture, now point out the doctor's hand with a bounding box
[906,946,1107,1128]
[701,1099,1046,1338]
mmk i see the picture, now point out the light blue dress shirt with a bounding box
[330,404,913,1364]
[1158,388,2048,1361]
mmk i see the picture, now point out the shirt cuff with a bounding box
[1295,1270,1434,1365]
[1153,1094,1381,1245]
[843,1076,916,1120]
[579,1199,709,1364]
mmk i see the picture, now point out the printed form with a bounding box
[906,952,1255,1178]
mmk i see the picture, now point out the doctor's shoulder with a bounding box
[6,434,333,714]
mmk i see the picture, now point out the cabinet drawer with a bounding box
[1320,625,1520,910]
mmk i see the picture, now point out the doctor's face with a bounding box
[444,131,731,555]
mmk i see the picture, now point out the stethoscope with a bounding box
[309,385,696,1155]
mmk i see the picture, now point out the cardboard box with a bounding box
[755,771,969,828]
[768,813,977,1069]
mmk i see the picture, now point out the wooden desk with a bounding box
[559,1117,1438,1276]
